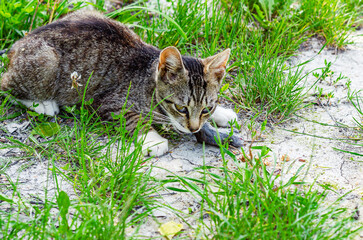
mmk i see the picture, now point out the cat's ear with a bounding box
[202,49,230,83]
[158,46,185,73]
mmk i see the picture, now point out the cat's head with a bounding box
[155,47,230,133]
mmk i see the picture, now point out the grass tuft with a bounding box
[169,130,361,239]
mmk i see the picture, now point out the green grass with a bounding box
[1,92,164,239]
[299,0,362,48]
[229,53,307,122]
[332,88,363,158]
[0,0,362,239]
[0,0,82,49]
[170,143,360,239]
[348,90,363,132]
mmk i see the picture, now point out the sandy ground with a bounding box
[0,27,362,239]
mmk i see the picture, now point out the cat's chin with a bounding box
[172,125,191,134]
[171,122,202,134]
[168,117,191,133]
[170,121,193,134]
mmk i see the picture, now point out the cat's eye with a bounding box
[175,104,188,114]
[202,107,213,115]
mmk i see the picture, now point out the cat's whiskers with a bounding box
[152,111,171,124]
[138,110,171,124]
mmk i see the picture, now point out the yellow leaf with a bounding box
[158,221,183,239]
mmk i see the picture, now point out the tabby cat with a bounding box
[1,11,238,156]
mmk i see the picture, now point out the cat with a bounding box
[1,10,238,156]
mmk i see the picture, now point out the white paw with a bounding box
[138,131,168,157]
[211,106,238,127]
[43,100,60,115]
[18,99,59,116]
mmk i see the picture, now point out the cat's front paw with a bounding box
[139,131,168,157]
[18,99,59,116]
[211,106,238,127]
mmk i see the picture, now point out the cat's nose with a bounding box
[189,119,200,133]
[189,127,199,133]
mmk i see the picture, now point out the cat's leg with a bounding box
[17,99,59,116]
[43,100,60,116]
[211,106,238,127]
[97,99,169,156]
[138,130,169,157]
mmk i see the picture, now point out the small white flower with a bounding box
[71,71,80,80]
[71,71,82,89]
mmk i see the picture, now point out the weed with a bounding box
[348,90,363,131]
[326,90,335,105]
[169,122,361,239]
[231,54,307,123]
[0,0,75,48]
[299,0,359,48]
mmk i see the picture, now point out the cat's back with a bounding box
[28,10,144,49]
[2,10,158,104]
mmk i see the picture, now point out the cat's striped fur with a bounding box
[1,11,235,156]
